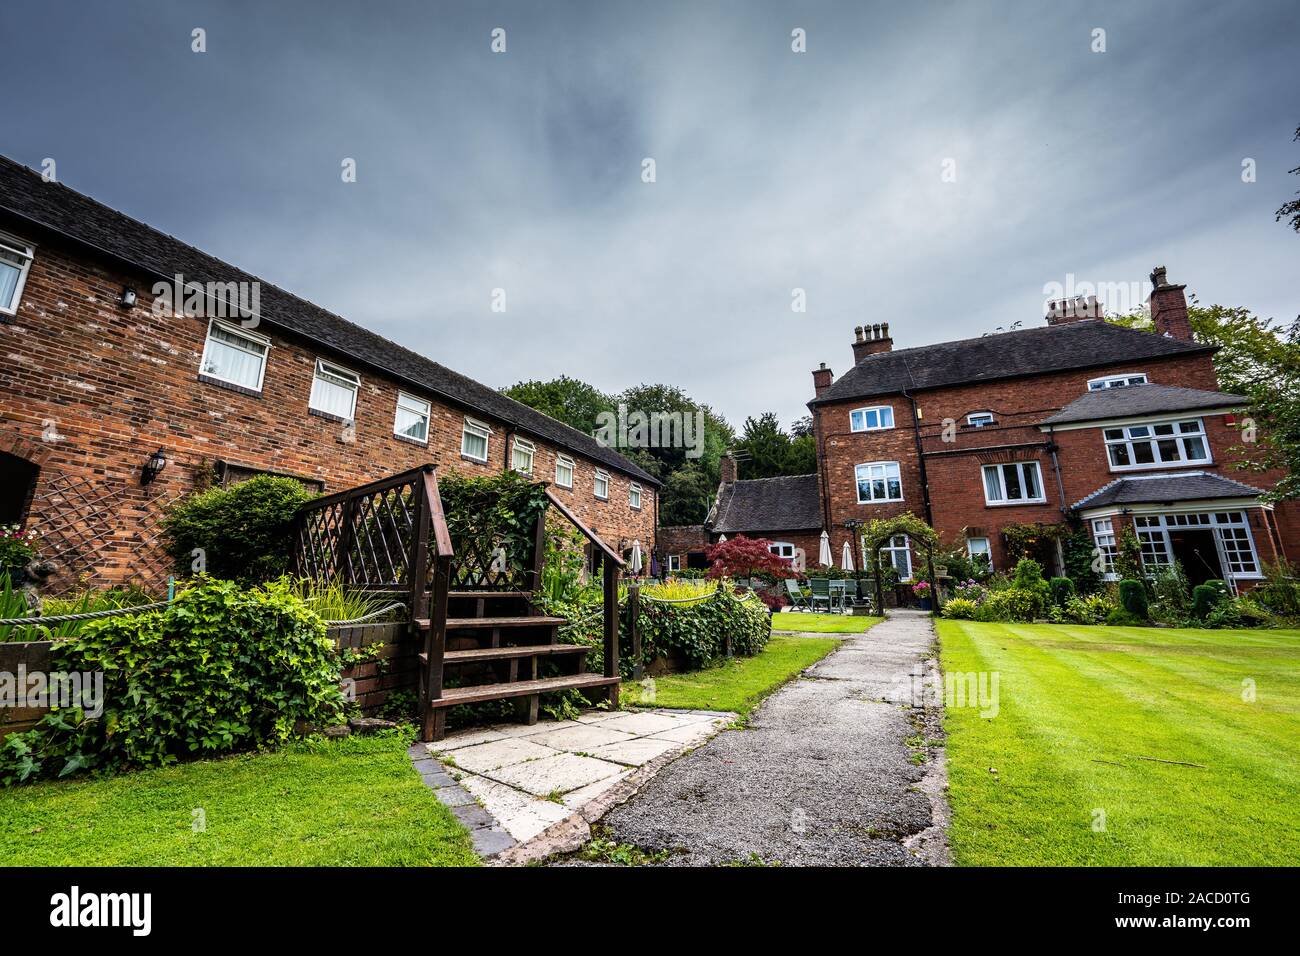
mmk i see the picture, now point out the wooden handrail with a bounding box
[545,487,625,567]
[422,467,454,559]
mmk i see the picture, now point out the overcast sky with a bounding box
[5,0,1297,428]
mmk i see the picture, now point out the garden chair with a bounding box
[829,580,849,613]
[808,577,832,612]
[784,579,811,611]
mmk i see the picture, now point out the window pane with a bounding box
[1183,436,1207,460]
[1021,463,1041,499]
[395,406,427,440]
[463,429,487,460]
[203,332,265,388]
[1156,438,1181,461]
[1128,426,1150,438]
[1003,464,1023,500]
[983,466,1002,501]
[1109,444,1130,466]
[871,478,886,499]
[864,410,878,428]
[879,407,894,428]
[1179,421,1201,434]
[311,375,355,418]
[886,478,901,499]
[0,259,21,309]
[1153,423,1175,436]
[1104,429,1123,440]
[1132,442,1155,464]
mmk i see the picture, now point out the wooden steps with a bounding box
[416,615,566,630]
[422,644,588,664]
[428,674,619,708]
[447,590,531,600]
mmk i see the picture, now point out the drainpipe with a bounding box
[1044,426,1068,515]
[502,427,514,472]
[901,389,934,526]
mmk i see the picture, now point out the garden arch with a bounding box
[860,513,941,614]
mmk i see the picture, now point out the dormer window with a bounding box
[1088,373,1148,390]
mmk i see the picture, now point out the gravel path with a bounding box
[589,610,948,866]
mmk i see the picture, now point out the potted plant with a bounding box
[912,579,934,611]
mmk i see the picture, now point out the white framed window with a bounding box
[1130,511,1261,580]
[555,454,574,489]
[855,461,903,503]
[393,392,431,443]
[629,482,642,510]
[1104,419,1210,470]
[1088,372,1148,391]
[461,417,491,462]
[1091,517,1118,579]
[667,555,682,573]
[966,536,992,569]
[767,541,795,560]
[512,437,535,474]
[199,319,270,392]
[966,412,995,428]
[0,232,35,316]
[883,534,913,581]
[850,405,895,432]
[982,461,1046,505]
[594,469,610,500]
[1133,516,1172,570]
[309,359,360,419]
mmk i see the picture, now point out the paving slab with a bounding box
[526,723,637,751]
[485,752,625,796]
[600,712,691,735]
[587,736,682,767]
[444,737,559,774]
[462,775,573,841]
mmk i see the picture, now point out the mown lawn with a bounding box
[938,620,1300,866]
[0,731,479,866]
[623,632,844,717]
[772,611,883,634]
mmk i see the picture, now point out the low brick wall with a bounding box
[330,622,419,716]
[0,640,54,741]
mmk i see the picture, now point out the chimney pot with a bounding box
[851,322,894,363]
[854,326,864,343]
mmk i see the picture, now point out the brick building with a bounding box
[664,270,1296,590]
[0,156,657,591]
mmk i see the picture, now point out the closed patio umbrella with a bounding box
[717,534,727,543]
[630,539,643,575]
[841,540,853,570]
[818,530,832,567]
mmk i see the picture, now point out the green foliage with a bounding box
[1001,522,1069,565]
[1063,528,1103,594]
[1203,596,1275,630]
[283,578,399,623]
[1253,561,1300,620]
[974,588,1040,623]
[161,475,316,583]
[634,582,771,670]
[1051,593,1114,625]
[1118,579,1149,619]
[940,597,979,620]
[1114,527,1145,584]
[1105,607,1148,627]
[500,376,616,435]
[1193,581,1230,619]
[733,412,817,479]
[704,536,792,580]
[0,524,39,579]
[937,547,991,584]
[1149,562,1193,625]
[1048,577,1075,607]
[0,573,42,642]
[0,577,344,784]
[438,469,551,581]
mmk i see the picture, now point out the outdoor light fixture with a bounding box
[141,447,167,486]
[121,286,138,308]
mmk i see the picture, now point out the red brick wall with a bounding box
[0,228,655,591]
[813,350,1297,572]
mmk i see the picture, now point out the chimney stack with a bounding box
[719,452,738,484]
[1148,265,1192,341]
[852,323,893,363]
[812,362,833,398]
[1045,294,1101,325]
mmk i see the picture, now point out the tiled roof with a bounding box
[810,320,1214,406]
[1041,384,1248,426]
[1072,471,1265,510]
[711,474,823,534]
[0,155,658,485]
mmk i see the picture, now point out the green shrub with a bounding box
[1049,577,1075,607]
[1192,581,1229,619]
[974,588,1039,623]
[1253,562,1300,620]
[1063,527,1103,594]
[1118,579,1149,619]
[0,577,344,784]
[439,470,551,586]
[1204,596,1274,630]
[1054,593,1113,625]
[1113,527,1146,585]
[940,597,979,620]
[1105,607,1148,627]
[1149,562,1193,625]
[161,475,316,583]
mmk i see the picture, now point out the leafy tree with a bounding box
[1276,125,1300,234]
[704,535,790,579]
[733,412,817,479]
[658,463,717,527]
[1109,302,1300,500]
[500,376,615,435]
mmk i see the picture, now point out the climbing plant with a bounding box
[860,513,941,615]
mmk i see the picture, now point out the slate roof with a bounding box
[1041,384,1248,426]
[0,155,658,485]
[710,474,823,534]
[810,320,1215,407]
[1072,471,1265,511]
